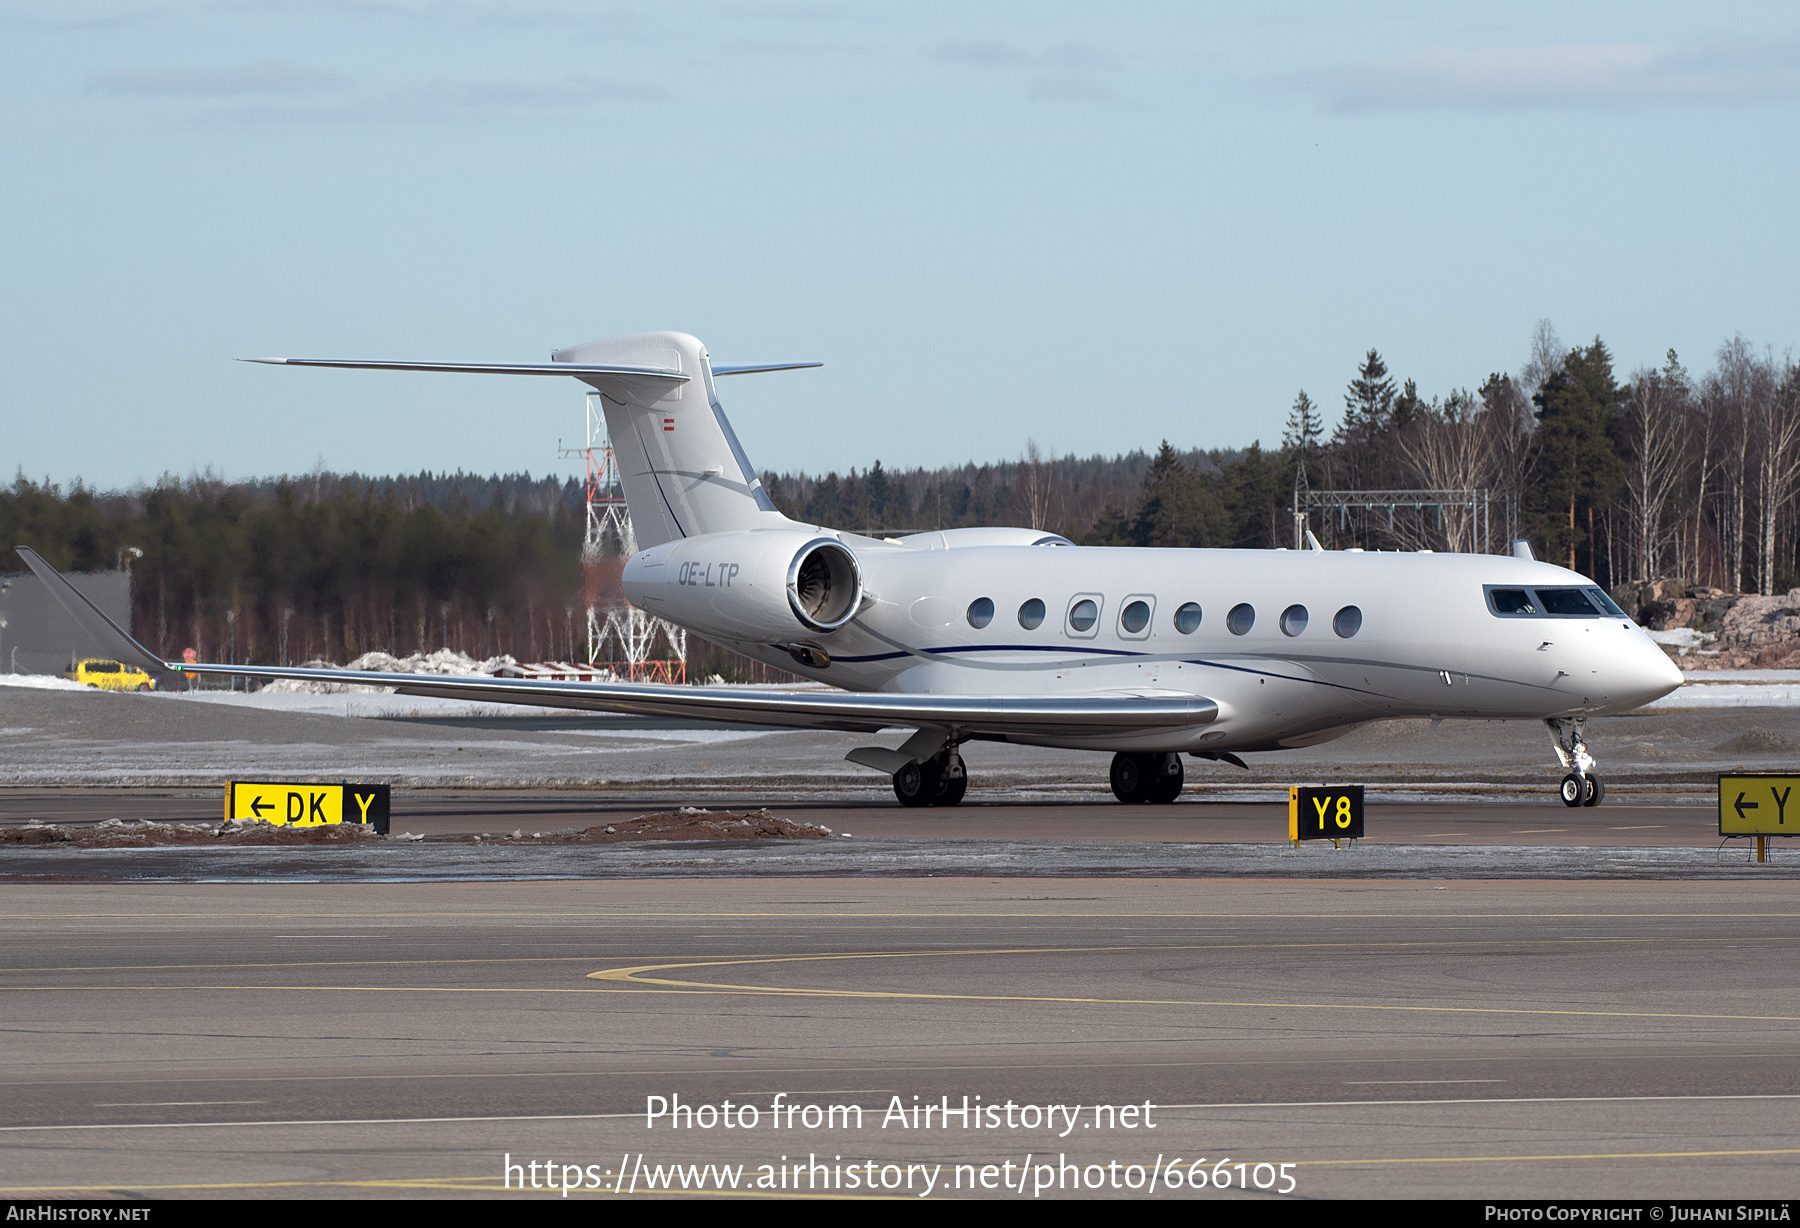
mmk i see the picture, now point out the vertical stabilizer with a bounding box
[552,332,787,548]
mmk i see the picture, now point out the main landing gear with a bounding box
[1110,752,1184,804]
[892,748,968,807]
[1547,717,1606,808]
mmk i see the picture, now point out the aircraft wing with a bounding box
[13,547,1215,739]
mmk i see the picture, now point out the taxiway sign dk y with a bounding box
[226,782,390,834]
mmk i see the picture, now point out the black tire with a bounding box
[1560,773,1584,807]
[935,773,968,807]
[1582,775,1605,807]
[1110,752,1153,804]
[893,759,944,807]
[1148,754,1184,804]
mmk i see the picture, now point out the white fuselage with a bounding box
[623,529,1683,754]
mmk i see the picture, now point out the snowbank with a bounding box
[0,673,93,692]
[261,648,516,694]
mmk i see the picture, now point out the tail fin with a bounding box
[553,332,789,547]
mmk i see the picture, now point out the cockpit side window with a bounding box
[1584,587,1628,617]
[1487,587,1537,616]
[1536,587,1601,616]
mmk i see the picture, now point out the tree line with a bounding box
[6,320,1796,666]
[2,472,588,667]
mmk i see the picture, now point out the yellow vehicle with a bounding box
[65,658,155,692]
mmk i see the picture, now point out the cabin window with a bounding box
[1017,598,1046,630]
[1279,604,1309,636]
[967,597,994,628]
[1068,597,1100,635]
[1173,602,1202,633]
[1119,597,1152,637]
[1333,605,1363,638]
[1227,603,1255,635]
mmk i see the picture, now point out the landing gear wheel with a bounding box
[893,759,944,808]
[1110,753,1149,804]
[1559,773,1584,808]
[936,773,968,807]
[1582,775,1605,807]
[1147,754,1184,804]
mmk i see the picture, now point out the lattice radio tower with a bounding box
[559,392,687,681]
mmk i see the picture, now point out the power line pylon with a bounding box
[558,391,687,681]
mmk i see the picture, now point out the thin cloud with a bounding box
[931,37,1120,102]
[87,60,348,98]
[186,73,671,125]
[932,37,1034,69]
[722,38,874,58]
[1318,37,1800,111]
[1029,74,1117,102]
[398,75,670,108]
[0,6,162,33]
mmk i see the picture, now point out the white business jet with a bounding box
[18,330,1681,808]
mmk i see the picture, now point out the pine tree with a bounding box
[1337,349,1396,488]
[1390,378,1427,430]
[1527,338,1626,577]
[1343,350,1395,438]
[1281,390,1324,465]
[1129,441,1227,547]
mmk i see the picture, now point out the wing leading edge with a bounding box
[13,547,1215,738]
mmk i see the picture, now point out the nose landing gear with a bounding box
[1110,752,1184,804]
[1548,717,1605,807]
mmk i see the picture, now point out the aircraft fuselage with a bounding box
[624,532,1683,755]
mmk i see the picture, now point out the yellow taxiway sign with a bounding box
[225,782,390,834]
[1718,774,1800,837]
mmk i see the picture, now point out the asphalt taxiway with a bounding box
[1,878,1796,1200]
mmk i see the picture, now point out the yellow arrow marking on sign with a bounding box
[230,783,343,827]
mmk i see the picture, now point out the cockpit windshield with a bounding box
[1486,585,1628,619]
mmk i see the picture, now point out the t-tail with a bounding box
[551,331,790,547]
[245,330,819,548]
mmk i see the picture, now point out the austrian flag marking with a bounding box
[663,417,675,432]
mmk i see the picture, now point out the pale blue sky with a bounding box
[4,2,1798,490]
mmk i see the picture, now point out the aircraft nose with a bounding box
[1615,637,1684,709]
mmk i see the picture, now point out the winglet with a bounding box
[13,547,169,674]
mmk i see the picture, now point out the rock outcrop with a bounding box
[1634,584,1800,670]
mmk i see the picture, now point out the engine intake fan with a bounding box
[786,538,862,632]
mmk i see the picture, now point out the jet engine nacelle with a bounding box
[621,529,864,643]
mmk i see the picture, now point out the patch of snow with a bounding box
[261,649,516,694]
[0,673,94,692]
[1645,682,1800,708]
[155,689,527,717]
[1648,627,1716,654]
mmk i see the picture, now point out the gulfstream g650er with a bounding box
[19,330,1681,807]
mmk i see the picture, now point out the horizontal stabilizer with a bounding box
[711,362,823,376]
[243,358,689,381]
[244,358,821,379]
